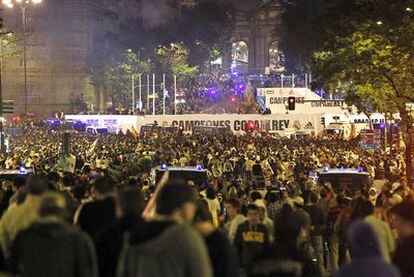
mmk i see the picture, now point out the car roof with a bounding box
[314,168,370,175]
[153,166,207,172]
[0,169,33,175]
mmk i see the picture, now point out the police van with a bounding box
[310,167,371,193]
[152,165,208,186]
[0,168,34,181]
[86,126,109,135]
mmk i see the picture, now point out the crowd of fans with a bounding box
[0,122,411,276]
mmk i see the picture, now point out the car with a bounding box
[310,167,371,194]
[152,165,208,186]
[86,126,109,135]
[140,125,179,136]
[193,126,232,135]
[0,168,34,182]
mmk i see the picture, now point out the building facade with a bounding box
[2,0,141,115]
[226,0,282,74]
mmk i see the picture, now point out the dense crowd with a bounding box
[0,124,411,276]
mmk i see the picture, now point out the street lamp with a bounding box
[2,0,43,115]
[0,31,13,153]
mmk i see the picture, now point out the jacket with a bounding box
[95,215,143,277]
[234,221,270,267]
[77,197,116,240]
[336,221,400,277]
[117,222,212,277]
[365,215,395,263]
[0,195,42,259]
[393,235,414,277]
[11,217,98,277]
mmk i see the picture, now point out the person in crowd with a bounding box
[265,204,319,276]
[117,182,212,277]
[327,194,349,271]
[8,176,26,209]
[265,191,282,221]
[0,174,48,260]
[389,199,414,277]
[0,180,13,215]
[234,203,270,270]
[335,221,400,277]
[95,187,145,277]
[363,201,395,263]
[304,191,327,275]
[10,191,98,277]
[224,198,246,244]
[257,205,274,243]
[194,200,238,277]
[75,176,116,240]
[205,186,221,228]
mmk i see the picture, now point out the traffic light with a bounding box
[178,125,184,134]
[321,117,325,126]
[287,97,295,110]
[247,121,255,132]
[2,100,14,115]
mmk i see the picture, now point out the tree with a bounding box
[105,51,145,108]
[155,43,198,81]
[307,0,414,179]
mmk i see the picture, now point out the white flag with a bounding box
[64,155,76,173]
[87,139,99,157]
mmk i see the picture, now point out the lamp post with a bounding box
[2,0,42,116]
[405,103,414,184]
[0,31,12,153]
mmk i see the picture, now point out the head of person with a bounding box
[225,198,241,219]
[389,199,414,239]
[320,188,328,199]
[205,186,216,200]
[116,187,145,219]
[27,174,48,196]
[275,204,310,249]
[62,173,76,188]
[250,191,262,202]
[38,191,67,219]
[156,182,198,222]
[350,199,374,220]
[13,176,26,193]
[348,221,381,260]
[47,171,60,184]
[246,204,260,225]
[92,176,115,200]
[306,191,318,205]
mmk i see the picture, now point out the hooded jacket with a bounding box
[335,221,400,277]
[11,217,98,277]
[117,222,212,277]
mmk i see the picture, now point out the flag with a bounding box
[64,155,77,173]
[130,127,139,138]
[87,139,99,157]
[142,171,169,221]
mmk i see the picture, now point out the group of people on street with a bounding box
[0,121,410,276]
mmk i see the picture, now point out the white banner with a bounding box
[66,114,325,136]
[258,87,354,114]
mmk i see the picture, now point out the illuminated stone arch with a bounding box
[268,41,286,72]
[231,41,249,73]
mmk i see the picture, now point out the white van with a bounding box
[86,126,109,135]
